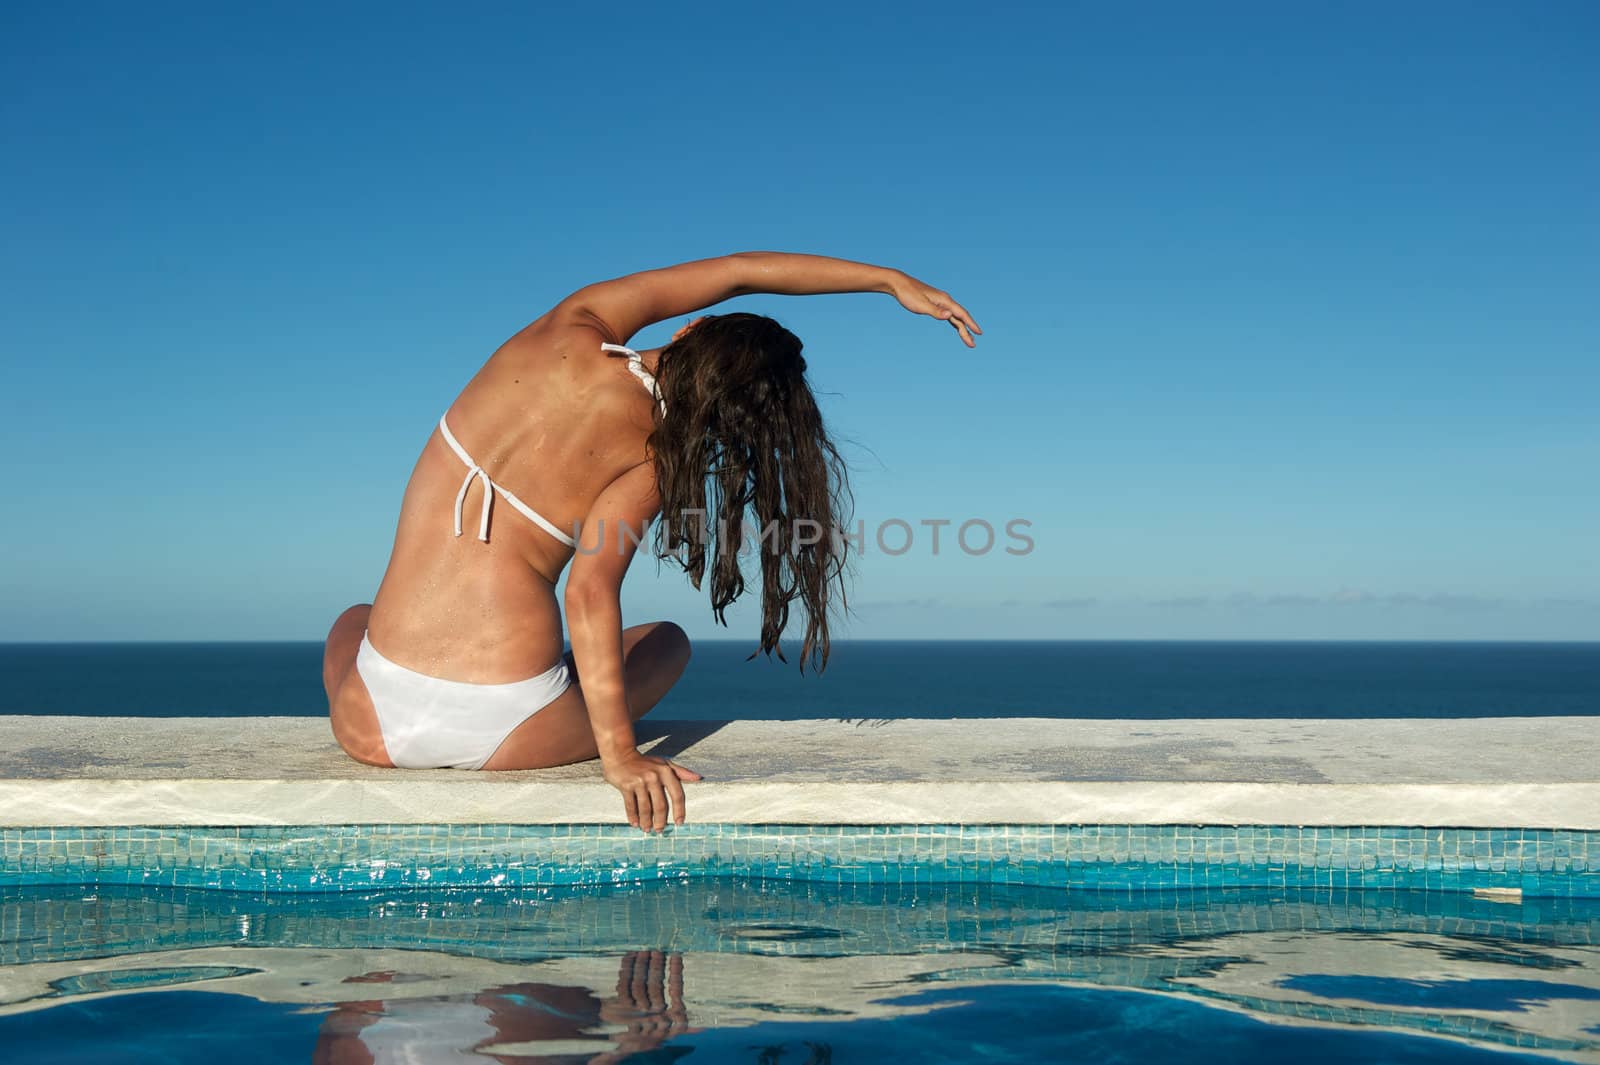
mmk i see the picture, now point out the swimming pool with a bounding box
[4,716,1597,1059]
[3,879,1597,1062]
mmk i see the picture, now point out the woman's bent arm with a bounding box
[565,461,694,831]
[563,576,634,762]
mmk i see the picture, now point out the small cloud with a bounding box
[1379,592,1505,610]
[1235,588,1516,610]
[997,598,1020,608]
[1224,592,1319,607]
[1537,596,1600,609]
[857,597,941,611]
[1042,596,1099,609]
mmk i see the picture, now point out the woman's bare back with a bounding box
[363,310,656,684]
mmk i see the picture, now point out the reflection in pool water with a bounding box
[1277,975,1600,1012]
[1,880,1597,1063]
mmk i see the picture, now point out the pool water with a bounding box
[3,880,1597,1063]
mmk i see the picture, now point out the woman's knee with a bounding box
[322,603,372,701]
[326,603,372,644]
[656,621,691,673]
[624,620,691,674]
[621,621,691,719]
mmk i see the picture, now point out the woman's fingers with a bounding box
[616,953,636,999]
[645,784,662,830]
[634,784,655,833]
[667,953,685,1011]
[940,296,980,347]
[897,274,981,346]
[617,759,700,832]
[622,953,647,1011]
[923,290,981,347]
[663,767,688,825]
[646,777,669,832]
[952,300,981,334]
[645,950,667,1012]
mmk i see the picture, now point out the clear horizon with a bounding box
[3,636,1596,646]
[2,2,1596,643]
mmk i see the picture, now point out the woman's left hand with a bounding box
[890,273,982,347]
[603,750,702,832]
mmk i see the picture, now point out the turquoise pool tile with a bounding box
[2,824,1598,897]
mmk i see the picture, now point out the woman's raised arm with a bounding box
[562,251,982,347]
[731,252,982,347]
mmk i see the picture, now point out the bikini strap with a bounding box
[600,342,667,416]
[439,414,494,542]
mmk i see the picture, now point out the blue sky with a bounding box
[1,1,1595,642]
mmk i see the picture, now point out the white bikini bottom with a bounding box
[358,996,497,1060]
[355,630,572,770]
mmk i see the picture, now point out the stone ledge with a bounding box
[1,716,1596,828]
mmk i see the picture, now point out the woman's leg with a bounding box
[478,621,691,771]
[322,603,394,767]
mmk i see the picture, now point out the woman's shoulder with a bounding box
[477,321,652,448]
[490,307,620,368]
[514,290,636,349]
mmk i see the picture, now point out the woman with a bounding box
[322,251,981,831]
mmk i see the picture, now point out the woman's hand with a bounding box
[670,315,707,343]
[603,750,703,832]
[592,951,700,1063]
[890,272,983,347]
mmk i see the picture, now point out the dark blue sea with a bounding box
[1,640,1595,718]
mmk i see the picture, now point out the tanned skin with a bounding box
[323,251,981,830]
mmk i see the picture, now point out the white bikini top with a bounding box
[439,342,665,547]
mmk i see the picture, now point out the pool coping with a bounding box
[1,715,1596,829]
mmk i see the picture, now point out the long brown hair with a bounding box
[644,312,851,671]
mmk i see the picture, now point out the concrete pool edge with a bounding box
[4,715,1598,896]
[1,715,1596,829]
[4,780,1600,829]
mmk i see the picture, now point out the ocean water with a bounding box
[0,640,1595,718]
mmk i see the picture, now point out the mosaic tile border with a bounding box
[2,824,1597,897]
[7,880,1599,969]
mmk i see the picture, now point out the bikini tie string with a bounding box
[453,464,493,542]
[601,342,667,416]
